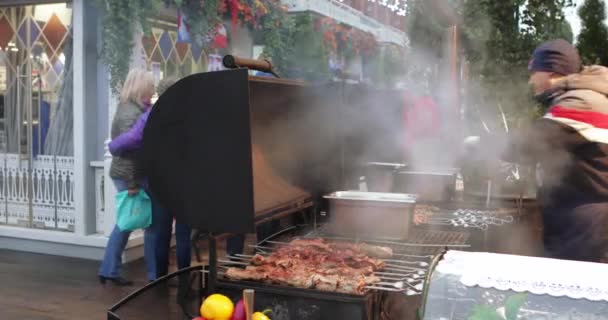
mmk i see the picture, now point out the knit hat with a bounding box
[528,39,581,75]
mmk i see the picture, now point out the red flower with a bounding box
[230,0,240,27]
[219,0,228,13]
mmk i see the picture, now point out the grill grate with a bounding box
[401,229,470,256]
[423,208,516,230]
[219,236,434,295]
[307,224,471,256]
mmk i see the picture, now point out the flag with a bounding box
[177,10,191,43]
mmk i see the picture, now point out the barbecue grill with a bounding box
[213,228,458,320]
[210,221,471,320]
[110,56,533,320]
[120,56,413,320]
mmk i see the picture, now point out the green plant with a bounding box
[373,45,404,88]
[469,293,528,320]
[96,0,163,93]
[289,14,329,80]
[456,0,574,134]
[577,0,608,65]
[258,1,294,75]
[175,0,221,47]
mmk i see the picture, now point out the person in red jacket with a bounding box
[402,95,441,164]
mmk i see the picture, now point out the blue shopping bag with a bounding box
[116,190,152,232]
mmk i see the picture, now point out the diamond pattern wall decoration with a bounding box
[42,60,58,90]
[181,51,193,75]
[141,25,206,78]
[175,42,188,63]
[32,43,43,56]
[0,15,14,50]
[158,31,173,60]
[164,49,177,76]
[191,40,203,63]
[142,35,156,59]
[41,13,67,51]
[52,59,63,76]
[45,45,56,63]
[151,47,162,63]
[17,17,41,48]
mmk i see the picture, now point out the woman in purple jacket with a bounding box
[109,77,192,279]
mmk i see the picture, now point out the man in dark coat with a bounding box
[504,39,608,262]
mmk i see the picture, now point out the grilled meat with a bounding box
[290,238,393,259]
[224,238,387,295]
[414,205,440,225]
[225,266,379,295]
[359,243,393,259]
[289,238,331,251]
[225,266,268,281]
[414,205,440,216]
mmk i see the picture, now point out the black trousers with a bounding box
[542,202,608,263]
[226,220,281,256]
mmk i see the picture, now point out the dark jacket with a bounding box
[506,66,608,209]
[505,66,608,262]
[109,99,149,189]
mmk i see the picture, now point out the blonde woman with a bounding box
[98,69,156,286]
[108,77,192,279]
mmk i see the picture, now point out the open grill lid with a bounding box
[142,68,349,233]
[142,63,413,233]
[143,69,255,234]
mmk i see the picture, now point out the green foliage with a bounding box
[406,0,443,61]
[176,0,221,47]
[455,0,574,132]
[521,0,574,43]
[368,45,404,88]
[259,6,294,75]
[505,293,528,320]
[284,14,329,80]
[468,293,528,320]
[577,0,608,65]
[468,305,504,320]
[559,20,574,44]
[96,0,163,93]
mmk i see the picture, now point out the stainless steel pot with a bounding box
[324,191,417,241]
[393,169,457,202]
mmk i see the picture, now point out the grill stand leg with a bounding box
[208,235,217,293]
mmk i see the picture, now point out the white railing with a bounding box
[0,154,75,231]
[91,160,105,234]
[283,0,408,46]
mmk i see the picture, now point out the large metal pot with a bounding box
[324,191,417,241]
[393,169,457,202]
[363,162,407,192]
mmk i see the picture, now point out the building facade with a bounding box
[0,0,408,260]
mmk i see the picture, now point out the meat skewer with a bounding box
[268,239,395,259]
[224,238,398,295]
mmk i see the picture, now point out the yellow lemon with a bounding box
[200,294,234,320]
